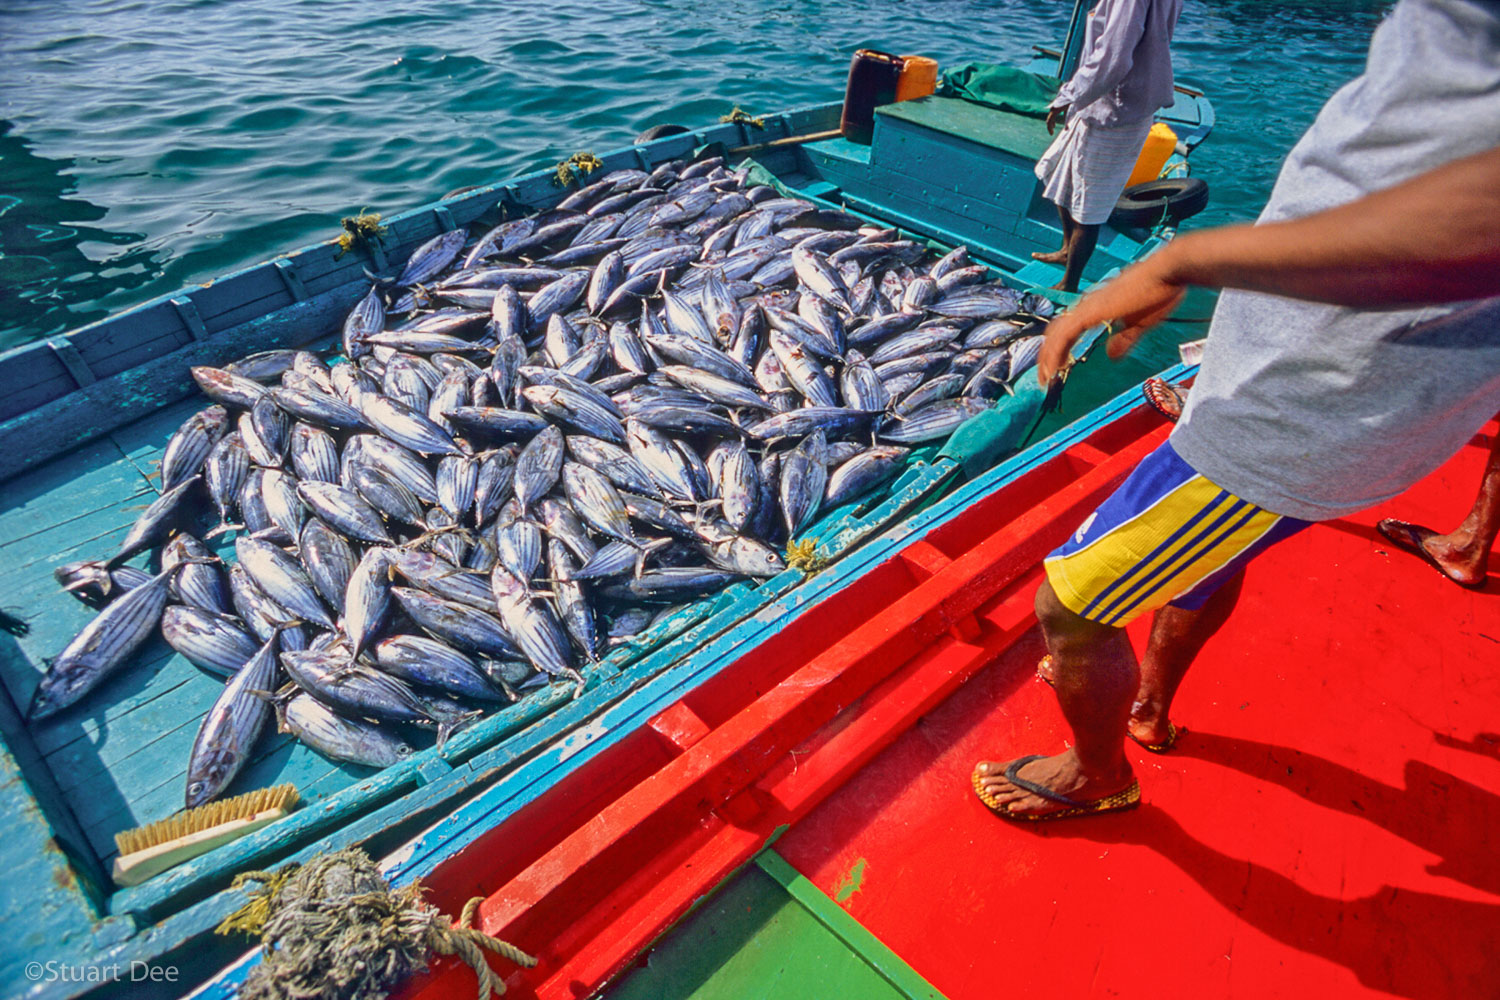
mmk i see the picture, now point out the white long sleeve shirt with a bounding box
[1052,0,1183,127]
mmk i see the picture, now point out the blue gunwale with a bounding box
[1,67,1212,1000]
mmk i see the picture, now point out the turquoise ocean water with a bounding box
[0,0,1391,350]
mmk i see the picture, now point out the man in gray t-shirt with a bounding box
[973,0,1500,822]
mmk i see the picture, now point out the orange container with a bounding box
[1127,122,1179,186]
[895,55,938,101]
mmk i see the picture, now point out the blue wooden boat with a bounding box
[0,26,1213,999]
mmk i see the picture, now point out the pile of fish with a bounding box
[27,154,1054,811]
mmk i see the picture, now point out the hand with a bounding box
[1045,104,1068,135]
[1036,251,1188,386]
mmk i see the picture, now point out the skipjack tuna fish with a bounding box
[29,154,1057,812]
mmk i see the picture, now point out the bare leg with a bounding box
[975,581,1136,816]
[1377,420,1500,586]
[1031,204,1074,264]
[1053,222,1100,293]
[1129,571,1244,746]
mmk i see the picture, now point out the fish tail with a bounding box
[0,608,29,637]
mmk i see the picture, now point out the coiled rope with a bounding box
[217,847,536,1000]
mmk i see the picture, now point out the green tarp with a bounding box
[937,63,1061,120]
[938,375,1047,478]
[740,159,798,198]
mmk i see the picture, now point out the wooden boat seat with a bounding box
[875,95,1055,163]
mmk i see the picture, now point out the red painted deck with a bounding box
[396,412,1500,1000]
[776,427,1500,1000]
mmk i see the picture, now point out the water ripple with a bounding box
[0,0,1388,349]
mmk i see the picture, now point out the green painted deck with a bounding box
[791,96,1144,287]
[877,95,1055,162]
[603,851,944,1000]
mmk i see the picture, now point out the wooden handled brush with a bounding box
[112,784,299,887]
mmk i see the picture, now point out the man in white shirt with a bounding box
[1033,0,1184,292]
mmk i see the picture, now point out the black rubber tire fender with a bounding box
[1110,177,1210,228]
[636,123,691,144]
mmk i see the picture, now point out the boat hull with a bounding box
[2,71,1215,999]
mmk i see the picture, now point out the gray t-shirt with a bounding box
[1171,0,1500,522]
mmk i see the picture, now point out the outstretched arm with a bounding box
[1037,144,1500,384]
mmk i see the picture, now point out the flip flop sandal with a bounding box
[1129,721,1184,754]
[1375,518,1485,590]
[1142,377,1189,423]
[971,754,1141,822]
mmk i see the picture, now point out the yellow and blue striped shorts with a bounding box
[1044,440,1311,627]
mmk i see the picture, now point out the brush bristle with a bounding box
[115,783,299,857]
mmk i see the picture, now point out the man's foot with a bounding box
[1376,518,1488,588]
[1031,248,1069,264]
[1050,278,1079,293]
[1128,692,1171,745]
[972,748,1135,819]
[1127,711,1181,753]
[1035,653,1056,686]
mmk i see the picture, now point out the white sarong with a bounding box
[1034,116,1153,225]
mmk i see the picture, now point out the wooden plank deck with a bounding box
[0,403,417,870]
